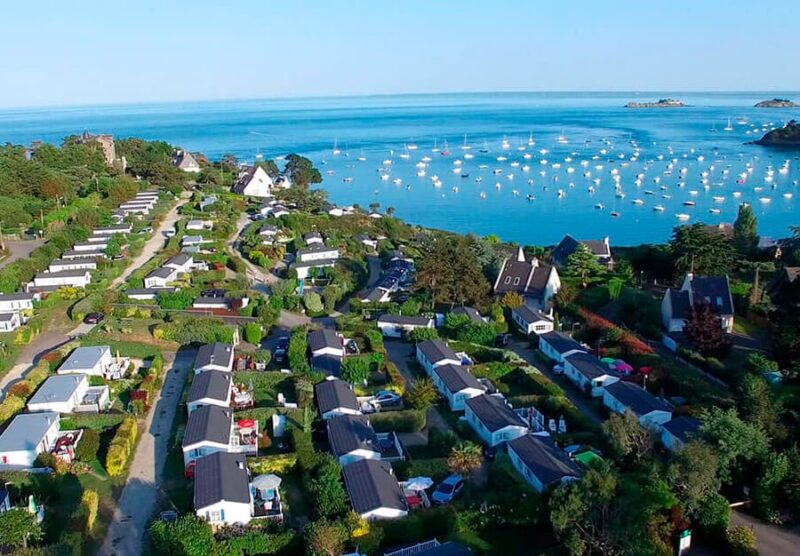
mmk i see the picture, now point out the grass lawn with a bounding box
[233,371,296,407]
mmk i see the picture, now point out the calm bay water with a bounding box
[1,92,799,245]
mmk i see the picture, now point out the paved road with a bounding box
[98,348,194,556]
[109,199,185,289]
[0,238,44,270]
[730,510,800,556]
[505,339,603,425]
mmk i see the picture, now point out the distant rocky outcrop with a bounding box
[755,98,798,108]
[753,120,800,147]
[625,99,685,108]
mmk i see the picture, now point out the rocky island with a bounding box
[753,120,800,146]
[625,98,684,108]
[755,98,798,108]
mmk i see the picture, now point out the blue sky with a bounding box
[1,0,798,108]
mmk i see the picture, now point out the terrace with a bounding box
[231,419,259,455]
[51,429,83,463]
[250,474,284,521]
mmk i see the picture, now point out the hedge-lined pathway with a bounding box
[98,348,194,556]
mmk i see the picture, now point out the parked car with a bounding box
[273,336,289,363]
[369,390,402,408]
[83,312,105,324]
[431,474,464,505]
[139,226,153,234]
[494,334,511,347]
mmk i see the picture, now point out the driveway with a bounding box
[0,238,44,270]
[98,348,194,556]
[109,199,184,289]
[505,339,603,425]
[730,510,800,556]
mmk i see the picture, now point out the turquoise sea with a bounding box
[1,92,799,245]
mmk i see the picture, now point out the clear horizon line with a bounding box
[1,88,799,112]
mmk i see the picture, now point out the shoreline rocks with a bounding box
[755,98,798,108]
[752,120,800,147]
[625,99,685,108]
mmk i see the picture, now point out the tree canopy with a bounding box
[415,234,491,307]
[669,223,736,276]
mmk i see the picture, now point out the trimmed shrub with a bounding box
[60,413,125,430]
[81,489,99,531]
[291,426,324,472]
[26,362,51,386]
[408,328,439,342]
[370,410,426,433]
[7,381,34,399]
[386,362,406,395]
[243,322,263,344]
[76,429,100,462]
[365,329,385,353]
[106,417,138,476]
[0,396,25,425]
[247,454,298,475]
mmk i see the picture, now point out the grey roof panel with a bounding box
[605,381,671,416]
[327,414,378,457]
[508,434,581,486]
[465,394,526,432]
[187,371,231,404]
[182,405,232,447]
[28,375,85,405]
[193,451,250,509]
[432,364,482,394]
[342,459,408,514]
[417,340,458,365]
[315,379,359,415]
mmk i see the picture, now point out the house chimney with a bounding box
[237,460,244,470]
[516,246,526,262]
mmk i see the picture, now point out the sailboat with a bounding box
[461,135,471,150]
[332,140,341,156]
[724,118,733,132]
[527,132,535,147]
[479,140,489,154]
[556,131,568,145]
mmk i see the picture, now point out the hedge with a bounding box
[365,329,385,353]
[386,362,406,395]
[247,454,298,475]
[0,396,25,425]
[26,362,50,387]
[370,409,426,433]
[394,458,451,482]
[106,417,138,476]
[82,489,99,531]
[291,426,325,473]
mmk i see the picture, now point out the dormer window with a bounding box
[716,296,723,306]
[504,277,511,284]
[513,277,520,286]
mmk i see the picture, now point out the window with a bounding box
[535,324,548,331]
[716,296,723,306]
[209,510,221,522]
[504,277,511,284]
[513,277,520,286]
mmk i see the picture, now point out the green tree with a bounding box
[149,514,215,556]
[303,291,323,314]
[683,301,727,356]
[0,508,43,548]
[566,243,604,288]
[341,355,371,385]
[243,322,263,344]
[665,441,721,521]
[406,377,439,411]
[415,235,490,307]
[727,525,758,556]
[670,223,736,276]
[305,518,348,556]
[447,441,483,476]
[737,374,786,442]
[752,452,789,521]
[256,159,281,178]
[284,154,322,189]
[602,411,655,466]
[700,407,769,484]
[500,291,524,309]
[105,233,125,258]
[733,203,759,257]
[309,458,349,518]
[399,298,421,316]
[76,428,100,462]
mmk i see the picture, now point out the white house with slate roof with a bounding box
[602,381,672,429]
[416,340,461,376]
[144,266,179,289]
[377,314,435,338]
[314,379,361,420]
[511,304,554,335]
[464,394,529,447]
[563,352,620,396]
[308,329,344,358]
[342,459,409,521]
[661,416,702,452]
[173,150,201,173]
[0,312,21,332]
[0,412,60,468]
[327,414,381,466]
[194,452,251,526]
[57,345,130,379]
[551,235,614,270]
[661,273,735,333]
[182,405,235,467]
[538,331,586,363]
[194,343,234,374]
[494,247,561,311]
[233,166,274,197]
[0,292,37,313]
[48,256,98,273]
[164,253,194,273]
[187,370,233,415]
[431,364,485,411]
[507,434,582,493]
[30,269,92,290]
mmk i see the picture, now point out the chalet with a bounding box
[465,395,529,447]
[430,364,484,411]
[494,248,560,310]
[186,219,211,231]
[661,416,702,451]
[563,352,619,396]
[232,166,273,197]
[0,312,21,332]
[361,286,392,304]
[0,412,60,468]
[0,292,37,313]
[551,235,614,269]
[661,273,734,333]
[355,234,378,249]
[124,287,176,301]
[30,269,92,290]
[199,195,218,211]
[451,306,485,323]
[61,249,106,260]
[92,224,132,236]
[271,205,290,218]
[311,355,343,378]
[27,374,110,413]
[187,371,233,415]
[511,305,554,335]
[194,343,235,374]
[327,414,381,466]
[416,340,461,376]
[303,232,324,245]
[57,345,130,379]
[165,253,194,273]
[538,331,586,363]
[602,381,672,429]
[297,243,340,263]
[308,329,344,358]
[377,314,435,338]
[342,459,408,521]
[194,452,252,526]
[48,257,98,273]
[144,266,179,289]
[315,379,361,420]
[507,434,581,493]
[182,405,235,467]
[172,150,201,173]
